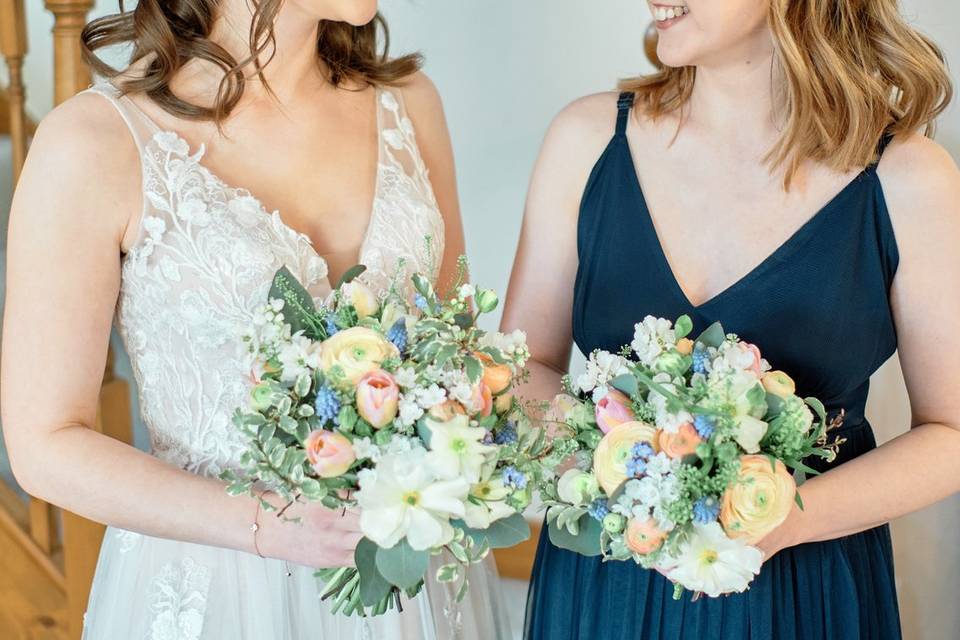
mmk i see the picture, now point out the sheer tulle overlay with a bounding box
[80,81,510,640]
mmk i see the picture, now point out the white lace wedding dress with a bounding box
[80,80,511,640]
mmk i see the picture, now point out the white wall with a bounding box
[7,1,959,638]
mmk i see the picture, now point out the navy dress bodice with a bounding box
[524,93,902,640]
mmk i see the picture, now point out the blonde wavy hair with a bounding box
[621,0,953,187]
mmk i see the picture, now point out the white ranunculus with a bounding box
[357,448,469,551]
[424,415,497,483]
[657,523,762,597]
[732,415,769,454]
[556,469,600,506]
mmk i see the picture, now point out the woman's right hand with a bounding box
[256,494,364,568]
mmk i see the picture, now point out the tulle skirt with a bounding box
[83,527,512,640]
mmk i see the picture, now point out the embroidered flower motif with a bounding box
[380,90,400,112]
[148,558,210,640]
[154,131,190,156]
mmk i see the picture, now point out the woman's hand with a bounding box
[257,494,364,568]
[755,503,804,562]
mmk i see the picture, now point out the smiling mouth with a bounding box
[653,4,690,24]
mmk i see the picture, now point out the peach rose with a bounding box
[476,352,513,395]
[304,430,356,478]
[355,370,399,429]
[593,421,660,495]
[676,338,695,356]
[625,518,667,555]
[720,455,796,545]
[469,383,494,417]
[658,422,702,459]
[595,390,636,434]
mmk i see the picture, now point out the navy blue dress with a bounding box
[524,93,902,640]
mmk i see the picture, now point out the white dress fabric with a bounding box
[80,81,511,640]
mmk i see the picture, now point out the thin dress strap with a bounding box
[615,91,635,136]
[80,80,160,154]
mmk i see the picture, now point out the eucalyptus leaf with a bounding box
[375,540,429,590]
[547,516,603,557]
[355,538,394,606]
[609,373,639,399]
[674,315,694,339]
[696,322,726,349]
[337,264,368,289]
[453,513,531,550]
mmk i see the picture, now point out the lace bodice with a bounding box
[86,81,444,477]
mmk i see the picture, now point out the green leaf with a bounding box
[435,344,458,367]
[415,418,433,448]
[453,513,531,549]
[375,540,429,590]
[696,322,726,349]
[454,313,474,330]
[674,315,693,339]
[355,538,394,606]
[547,516,603,557]
[336,264,368,289]
[269,266,317,336]
[765,393,785,417]
[609,373,639,399]
[804,397,827,424]
[794,490,805,510]
[464,356,483,384]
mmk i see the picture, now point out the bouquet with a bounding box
[539,315,843,598]
[222,260,551,617]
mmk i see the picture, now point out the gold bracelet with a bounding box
[251,493,265,558]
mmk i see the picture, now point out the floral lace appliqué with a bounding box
[148,557,211,640]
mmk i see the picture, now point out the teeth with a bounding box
[655,5,688,21]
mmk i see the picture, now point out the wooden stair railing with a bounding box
[0,1,134,638]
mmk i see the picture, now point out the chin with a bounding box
[335,1,379,26]
[656,39,699,68]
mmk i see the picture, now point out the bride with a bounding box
[0,0,509,638]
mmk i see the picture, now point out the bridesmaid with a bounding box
[503,1,960,639]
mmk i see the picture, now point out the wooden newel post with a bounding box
[44,0,93,105]
[0,0,28,182]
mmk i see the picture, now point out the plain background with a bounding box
[4,1,958,638]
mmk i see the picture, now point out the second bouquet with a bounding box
[539,315,843,598]
[222,261,548,616]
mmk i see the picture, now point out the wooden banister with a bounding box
[45,0,93,105]
[0,0,28,181]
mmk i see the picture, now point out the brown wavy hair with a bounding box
[81,1,422,122]
[622,0,953,187]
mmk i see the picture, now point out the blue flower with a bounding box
[386,318,408,353]
[414,294,429,311]
[692,496,721,524]
[693,415,716,439]
[325,317,339,337]
[587,498,610,521]
[494,421,518,445]
[502,466,527,490]
[625,441,655,478]
[692,346,710,375]
[314,385,341,425]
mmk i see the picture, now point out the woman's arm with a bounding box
[759,135,960,556]
[1,94,361,568]
[402,72,466,292]
[500,93,621,402]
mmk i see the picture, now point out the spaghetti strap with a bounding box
[80,81,159,154]
[615,91,634,136]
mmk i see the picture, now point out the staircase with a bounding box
[0,2,134,639]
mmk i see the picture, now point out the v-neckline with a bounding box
[618,134,875,310]
[116,84,384,285]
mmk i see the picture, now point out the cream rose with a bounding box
[319,327,399,386]
[720,455,796,545]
